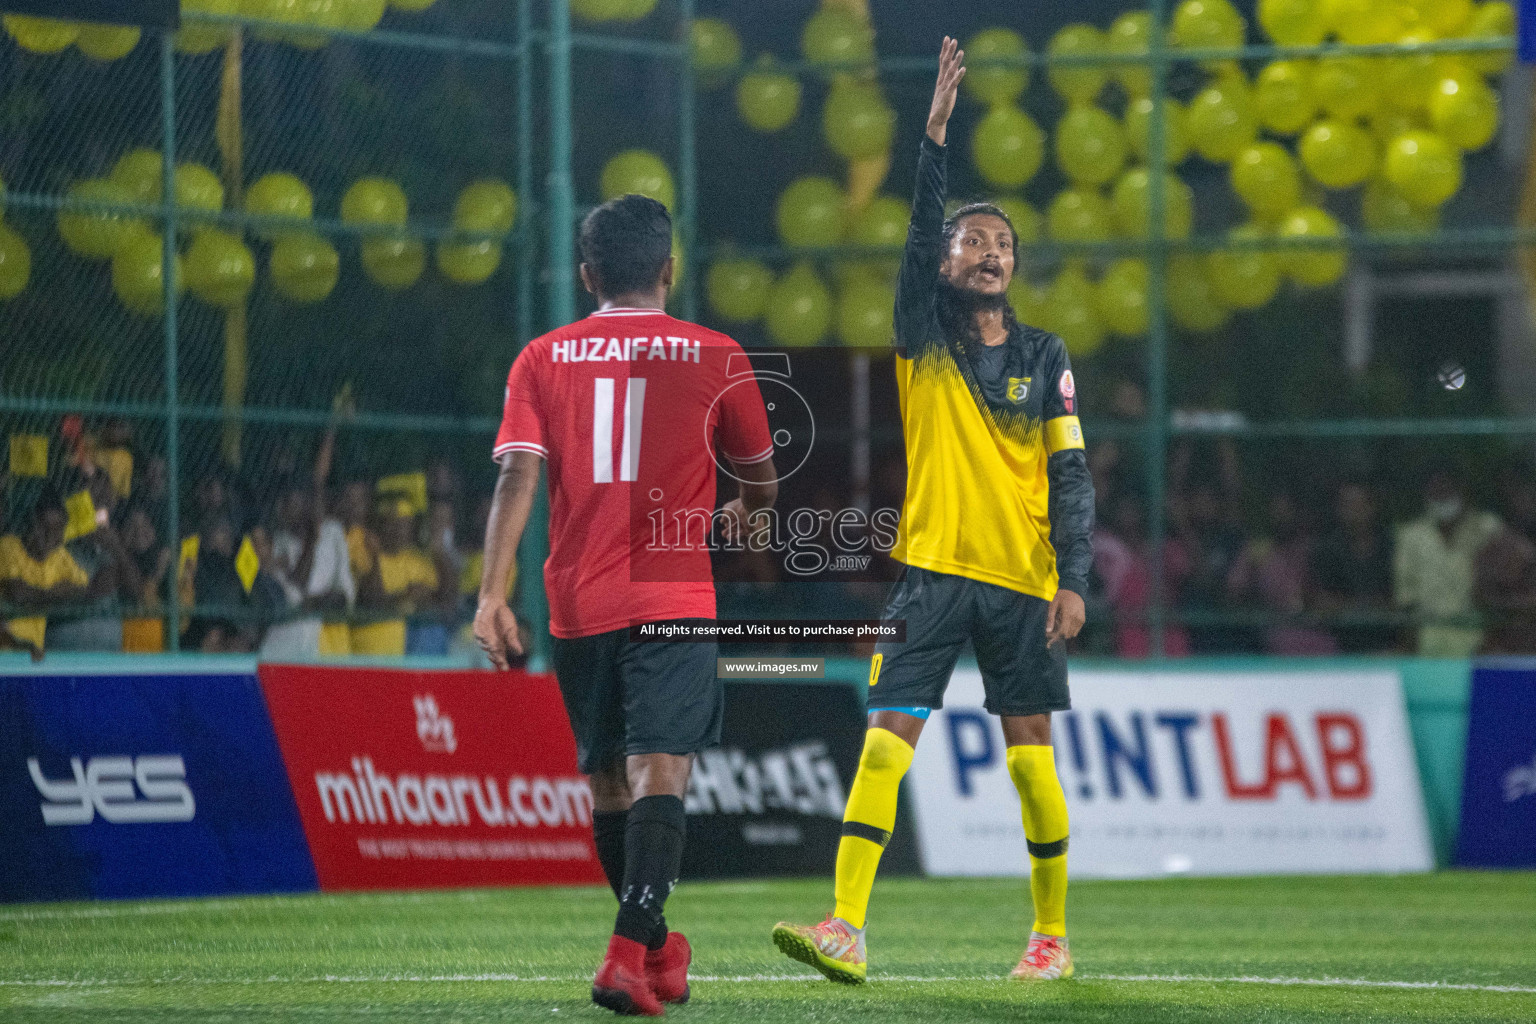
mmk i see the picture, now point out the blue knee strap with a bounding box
[879,706,931,720]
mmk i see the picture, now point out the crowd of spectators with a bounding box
[1,416,526,662]
[4,405,1534,661]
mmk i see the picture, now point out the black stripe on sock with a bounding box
[1027,836,1069,859]
[842,821,892,848]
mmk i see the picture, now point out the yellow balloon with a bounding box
[1459,1,1514,75]
[177,0,238,55]
[361,237,425,289]
[1402,0,1473,35]
[615,0,659,23]
[823,81,896,162]
[1096,258,1150,336]
[1369,107,1426,147]
[1259,0,1329,44]
[765,262,832,347]
[270,232,339,303]
[1384,130,1463,208]
[1047,187,1114,244]
[288,0,343,50]
[1231,143,1302,219]
[990,196,1041,244]
[1277,206,1346,287]
[1429,75,1499,150]
[1172,0,1248,52]
[776,176,846,248]
[1008,276,1050,327]
[245,0,304,43]
[0,223,30,300]
[1313,57,1379,121]
[1209,224,1281,310]
[1043,265,1106,357]
[246,172,314,237]
[707,258,774,322]
[572,0,629,21]
[436,239,502,285]
[1299,119,1376,189]
[852,195,910,251]
[1187,74,1258,163]
[1110,168,1194,240]
[1168,254,1232,331]
[1326,0,1406,44]
[112,232,183,315]
[1106,11,1152,97]
[3,15,78,53]
[1124,96,1191,165]
[453,179,516,234]
[336,0,387,30]
[1379,32,1445,114]
[111,148,164,204]
[971,105,1045,189]
[599,150,675,211]
[1255,60,1317,136]
[175,163,225,214]
[963,28,1029,106]
[341,177,408,224]
[736,57,801,133]
[76,23,141,60]
[1362,176,1441,232]
[185,229,256,308]
[58,178,147,259]
[1047,24,1110,105]
[1055,105,1127,187]
[837,274,896,347]
[690,18,741,82]
[801,7,875,73]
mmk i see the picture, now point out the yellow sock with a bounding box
[832,728,914,930]
[1006,744,1069,937]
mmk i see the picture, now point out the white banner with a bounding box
[906,668,1433,878]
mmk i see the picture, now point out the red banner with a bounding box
[258,666,604,890]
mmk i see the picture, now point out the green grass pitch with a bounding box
[3,873,1534,1022]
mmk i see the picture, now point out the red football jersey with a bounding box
[494,307,773,638]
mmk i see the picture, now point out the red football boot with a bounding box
[645,932,691,1005]
[592,935,664,1017]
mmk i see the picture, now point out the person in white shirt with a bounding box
[261,428,355,659]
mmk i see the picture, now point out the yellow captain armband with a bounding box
[1046,415,1085,454]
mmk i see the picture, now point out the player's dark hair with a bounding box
[579,194,672,299]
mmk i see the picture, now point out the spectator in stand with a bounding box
[1474,521,1536,654]
[352,498,443,656]
[1092,495,1191,657]
[1227,490,1337,656]
[0,489,104,655]
[49,471,140,651]
[1170,440,1251,652]
[183,514,256,652]
[339,478,377,584]
[260,427,354,660]
[1497,465,1536,546]
[1394,468,1502,657]
[1312,482,1396,653]
[119,499,171,652]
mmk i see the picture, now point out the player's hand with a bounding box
[474,601,523,670]
[1045,589,1086,648]
[717,498,749,546]
[927,36,966,145]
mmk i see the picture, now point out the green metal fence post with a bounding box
[517,0,535,350]
[160,31,183,653]
[677,0,698,321]
[1145,0,1171,657]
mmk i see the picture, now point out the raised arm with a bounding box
[896,37,965,355]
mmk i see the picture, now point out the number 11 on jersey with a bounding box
[594,377,646,484]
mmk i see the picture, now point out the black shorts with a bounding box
[867,566,1070,717]
[550,622,722,775]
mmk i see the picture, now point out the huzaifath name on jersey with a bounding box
[550,336,702,364]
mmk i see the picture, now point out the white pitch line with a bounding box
[2,973,1534,994]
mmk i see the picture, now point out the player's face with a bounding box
[942,214,1014,296]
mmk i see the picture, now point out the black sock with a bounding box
[592,811,628,899]
[614,795,685,950]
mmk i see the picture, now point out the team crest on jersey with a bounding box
[1007,376,1031,403]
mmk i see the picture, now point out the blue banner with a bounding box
[1523,0,1535,63]
[0,672,317,902]
[1455,664,1536,868]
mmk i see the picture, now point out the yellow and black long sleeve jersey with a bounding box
[890,136,1095,601]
